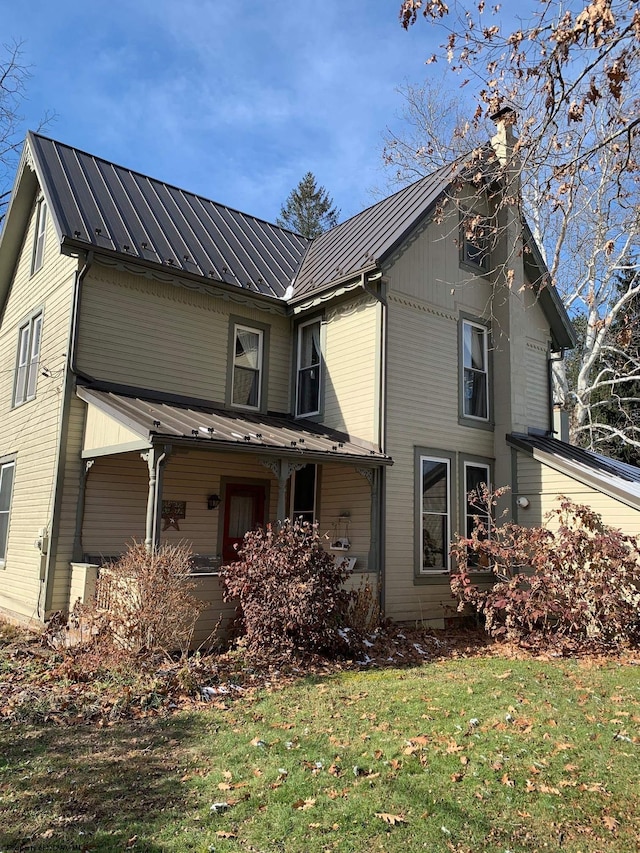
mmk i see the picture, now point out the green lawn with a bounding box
[1,652,639,852]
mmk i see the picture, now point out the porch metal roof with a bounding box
[508,433,640,509]
[77,386,392,466]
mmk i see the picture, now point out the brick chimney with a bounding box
[490,106,518,166]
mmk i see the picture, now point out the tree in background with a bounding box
[1,41,53,226]
[390,1,640,461]
[277,172,340,239]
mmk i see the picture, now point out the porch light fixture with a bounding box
[207,494,221,511]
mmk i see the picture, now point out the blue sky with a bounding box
[4,1,446,224]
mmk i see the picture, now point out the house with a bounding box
[6,114,622,642]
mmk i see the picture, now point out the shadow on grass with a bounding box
[0,715,202,852]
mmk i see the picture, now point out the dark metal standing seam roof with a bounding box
[28,132,309,298]
[78,386,393,465]
[291,161,461,300]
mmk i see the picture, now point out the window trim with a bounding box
[0,457,16,566]
[295,316,323,418]
[226,316,270,412]
[459,209,490,274]
[13,308,44,408]
[414,447,455,579]
[458,313,493,430]
[31,198,48,275]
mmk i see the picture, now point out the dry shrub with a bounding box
[451,489,640,652]
[346,575,382,635]
[222,519,354,661]
[95,541,204,657]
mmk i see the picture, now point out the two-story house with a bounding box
[1,119,637,640]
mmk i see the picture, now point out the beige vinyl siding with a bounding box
[525,340,550,431]
[76,266,292,411]
[516,452,640,537]
[322,295,379,443]
[0,203,76,622]
[316,464,372,573]
[83,403,145,453]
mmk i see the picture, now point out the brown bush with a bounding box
[222,519,355,661]
[450,489,640,652]
[95,541,204,657]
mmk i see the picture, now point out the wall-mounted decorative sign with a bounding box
[162,500,186,531]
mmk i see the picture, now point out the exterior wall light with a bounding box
[207,494,221,510]
[516,496,530,509]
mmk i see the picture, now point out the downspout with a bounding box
[42,251,95,616]
[547,348,565,437]
[362,273,388,615]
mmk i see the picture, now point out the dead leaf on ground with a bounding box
[216,831,237,839]
[603,815,620,832]
[376,812,407,826]
[293,797,316,810]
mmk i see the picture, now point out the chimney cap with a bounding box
[490,105,517,123]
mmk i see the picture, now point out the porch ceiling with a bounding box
[77,386,393,466]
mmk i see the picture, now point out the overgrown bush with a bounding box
[95,542,204,657]
[222,519,354,661]
[450,491,640,652]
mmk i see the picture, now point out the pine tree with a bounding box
[277,172,339,239]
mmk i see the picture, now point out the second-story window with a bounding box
[296,319,321,416]
[232,325,263,409]
[14,312,43,406]
[462,319,489,421]
[31,199,48,275]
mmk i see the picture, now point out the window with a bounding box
[14,312,43,406]
[31,199,48,274]
[296,319,321,416]
[0,461,15,563]
[460,211,489,272]
[462,319,489,421]
[290,464,317,524]
[464,462,491,539]
[231,324,263,409]
[419,455,451,572]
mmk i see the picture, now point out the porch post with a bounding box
[72,458,94,562]
[142,449,157,552]
[357,466,380,574]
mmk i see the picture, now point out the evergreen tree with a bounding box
[277,172,339,239]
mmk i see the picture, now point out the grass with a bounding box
[1,649,639,852]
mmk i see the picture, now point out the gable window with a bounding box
[462,319,489,421]
[419,455,451,572]
[460,211,489,272]
[231,324,263,409]
[14,312,43,406]
[31,199,48,274]
[290,464,317,524]
[296,319,321,416]
[0,460,15,563]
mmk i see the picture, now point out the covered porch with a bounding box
[70,384,392,643]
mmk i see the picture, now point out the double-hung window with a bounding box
[462,319,489,421]
[231,324,263,409]
[296,319,321,416]
[31,199,48,274]
[14,312,43,406]
[464,462,491,540]
[0,461,15,563]
[419,455,451,572]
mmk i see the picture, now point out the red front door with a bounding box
[222,483,266,563]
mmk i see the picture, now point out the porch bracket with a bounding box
[260,457,306,522]
[356,467,375,487]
